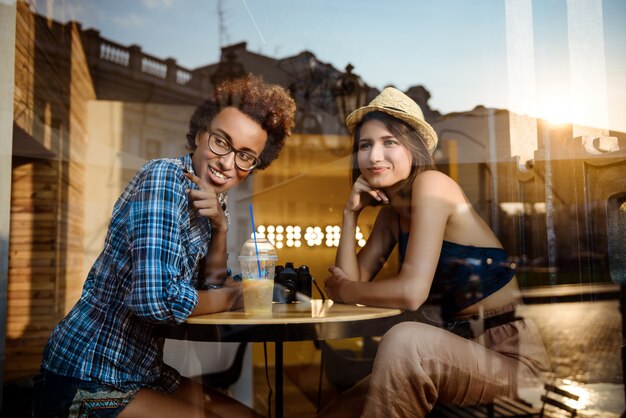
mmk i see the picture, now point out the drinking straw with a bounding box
[249,204,262,277]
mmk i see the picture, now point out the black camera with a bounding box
[273,262,312,303]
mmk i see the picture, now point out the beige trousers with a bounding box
[318,305,551,418]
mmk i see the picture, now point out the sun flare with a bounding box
[536,95,572,126]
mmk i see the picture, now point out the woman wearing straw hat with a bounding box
[32,75,295,418]
[321,87,550,417]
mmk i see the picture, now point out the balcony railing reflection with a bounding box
[80,27,213,101]
[99,42,129,66]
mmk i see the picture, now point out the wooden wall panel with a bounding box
[5,4,94,382]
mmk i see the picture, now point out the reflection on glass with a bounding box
[3,1,624,414]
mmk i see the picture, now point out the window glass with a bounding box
[3,1,625,414]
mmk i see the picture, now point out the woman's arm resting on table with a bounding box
[190,276,243,316]
[325,265,431,310]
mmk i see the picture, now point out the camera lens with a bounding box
[297,265,312,298]
[275,262,297,303]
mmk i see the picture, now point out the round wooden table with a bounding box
[161,300,412,418]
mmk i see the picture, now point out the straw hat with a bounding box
[346,87,438,154]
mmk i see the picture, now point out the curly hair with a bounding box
[186,75,296,170]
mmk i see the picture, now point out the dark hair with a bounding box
[186,75,296,170]
[351,111,434,196]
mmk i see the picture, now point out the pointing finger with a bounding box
[182,168,202,185]
[182,168,214,192]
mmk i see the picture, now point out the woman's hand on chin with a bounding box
[345,176,389,213]
[324,265,353,304]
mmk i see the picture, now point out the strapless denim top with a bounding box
[399,232,516,319]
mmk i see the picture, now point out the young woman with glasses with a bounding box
[32,75,296,418]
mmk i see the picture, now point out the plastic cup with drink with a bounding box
[238,237,277,315]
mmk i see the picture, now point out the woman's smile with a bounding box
[207,164,231,184]
[367,165,389,174]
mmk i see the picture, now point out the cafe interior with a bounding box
[1,1,625,416]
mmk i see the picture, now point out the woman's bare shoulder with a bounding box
[412,170,463,199]
[413,170,457,185]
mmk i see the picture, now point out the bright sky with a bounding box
[38,0,626,132]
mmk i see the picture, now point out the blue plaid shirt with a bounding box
[41,154,211,392]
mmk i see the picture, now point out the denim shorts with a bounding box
[32,369,139,418]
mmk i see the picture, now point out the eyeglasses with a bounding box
[206,130,260,171]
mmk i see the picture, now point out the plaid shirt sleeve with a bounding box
[124,161,198,324]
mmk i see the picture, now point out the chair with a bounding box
[201,342,249,390]
[428,383,580,417]
[429,397,537,417]
[538,383,580,417]
[163,339,248,391]
[321,341,374,393]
